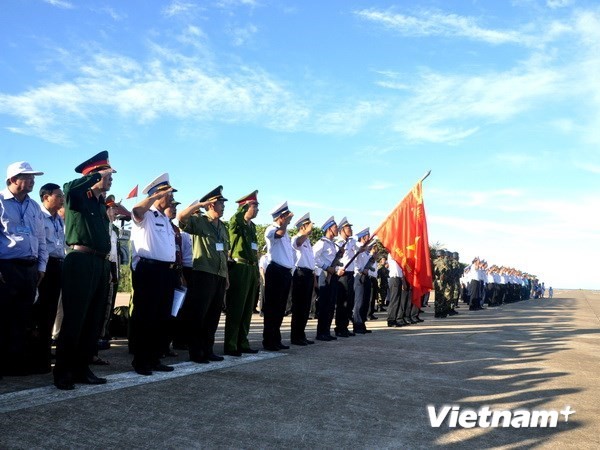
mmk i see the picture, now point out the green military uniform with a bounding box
[54,151,113,390]
[450,255,462,311]
[224,191,260,354]
[433,251,449,318]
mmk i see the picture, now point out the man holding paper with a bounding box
[129,173,179,376]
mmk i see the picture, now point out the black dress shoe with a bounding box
[364,329,372,333]
[74,369,107,385]
[387,321,398,327]
[190,357,210,364]
[134,366,153,375]
[224,350,243,357]
[368,315,378,320]
[415,317,424,322]
[240,348,259,354]
[315,335,329,341]
[207,354,224,362]
[335,331,349,338]
[153,363,174,372]
[291,339,308,346]
[304,339,315,345]
[354,329,366,335]
[278,343,290,350]
[54,378,75,390]
[263,344,280,351]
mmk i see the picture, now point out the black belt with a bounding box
[5,257,38,267]
[139,257,179,270]
[48,256,64,262]
[269,261,293,271]
[295,267,314,275]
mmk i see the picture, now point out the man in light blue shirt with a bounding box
[0,161,47,377]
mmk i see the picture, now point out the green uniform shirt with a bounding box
[181,213,229,278]
[228,206,258,264]
[63,173,111,254]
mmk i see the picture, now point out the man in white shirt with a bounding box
[129,173,178,376]
[313,216,340,341]
[262,202,295,351]
[290,213,315,346]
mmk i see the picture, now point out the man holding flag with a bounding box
[373,175,433,318]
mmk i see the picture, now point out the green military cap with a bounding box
[75,150,116,175]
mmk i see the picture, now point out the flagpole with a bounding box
[341,170,431,271]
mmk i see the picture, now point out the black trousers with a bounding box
[184,270,226,359]
[130,259,177,369]
[31,256,63,372]
[55,252,109,380]
[263,263,292,347]
[335,272,354,333]
[0,259,38,375]
[290,267,314,341]
[387,277,402,323]
[316,274,339,336]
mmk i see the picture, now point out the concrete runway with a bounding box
[1,290,599,449]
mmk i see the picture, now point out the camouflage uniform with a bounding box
[433,251,449,318]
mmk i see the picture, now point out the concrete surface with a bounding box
[1,289,599,449]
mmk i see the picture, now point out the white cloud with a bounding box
[98,7,126,21]
[42,0,73,9]
[162,1,196,17]
[313,101,385,135]
[215,0,259,8]
[228,24,258,46]
[0,46,311,143]
[574,162,600,174]
[547,0,573,9]
[394,65,561,143]
[354,8,528,45]
[494,153,537,166]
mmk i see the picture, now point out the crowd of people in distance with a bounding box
[0,153,548,391]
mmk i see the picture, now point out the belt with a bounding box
[6,257,38,267]
[139,257,179,270]
[48,256,64,262]
[295,267,314,275]
[233,257,257,266]
[269,261,293,271]
[70,245,109,260]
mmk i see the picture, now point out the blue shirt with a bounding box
[0,188,48,272]
[41,205,66,259]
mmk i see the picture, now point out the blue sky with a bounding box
[1,0,599,289]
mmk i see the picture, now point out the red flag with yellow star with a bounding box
[373,180,433,306]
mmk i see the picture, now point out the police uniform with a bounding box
[0,161,47,376]
[335,217,357,337]
[312,216,339,340]
[54,151,114,390]
[262,202,295,351]
[224,191,260,356]
[352,228,374,334]
[129,173,178,375]
[290,213,316,346]
[179,186,229,363]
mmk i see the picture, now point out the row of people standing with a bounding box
[460,257,537,310]
[0,153,118,390]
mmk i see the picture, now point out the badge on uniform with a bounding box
[251,242,258,251]
[216,242,224,252]
[16,225,32,235]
